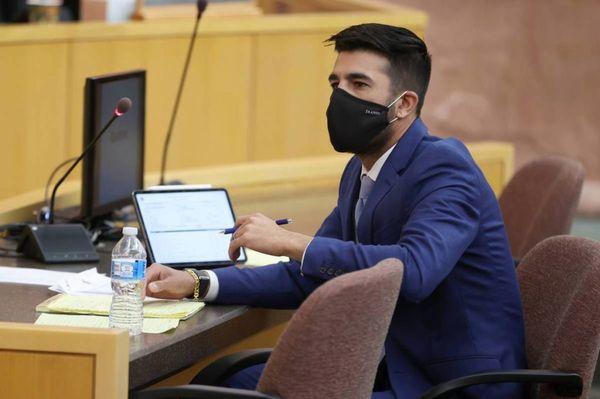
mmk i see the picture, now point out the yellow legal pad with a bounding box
[34,294,205,334]
[35,313,180,334]
[36,294,205,320]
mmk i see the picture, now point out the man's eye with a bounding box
[354,81,368,88]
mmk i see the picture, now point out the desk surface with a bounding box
[0,176,337,389]
[0,254,292,389]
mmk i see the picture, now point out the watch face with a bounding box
[194,270,211,298]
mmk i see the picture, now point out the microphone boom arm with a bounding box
[48,114,118,224]
[158,5,205,186]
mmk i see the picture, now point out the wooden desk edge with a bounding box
[0,146,514,224]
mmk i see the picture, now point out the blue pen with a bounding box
[220,218,293,235]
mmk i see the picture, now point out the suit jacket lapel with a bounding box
[356,118,429,244]
[339,158,361,242]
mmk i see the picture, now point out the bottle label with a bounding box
[112,259,146,280]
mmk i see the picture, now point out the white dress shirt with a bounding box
[203,269,219,301]
[361,143,397,182]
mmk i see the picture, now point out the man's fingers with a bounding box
[145,264,163,283]
[233,225,249,240]
[148,280,165,294]
[232,248,240,262]
[147,277,183,300]
[234,215,251,228]
[234,213,273,230]
[229,241,240,262]
[147,279,175,299]
[229,237,245,262]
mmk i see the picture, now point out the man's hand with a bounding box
[229,213,312,262]
[145,263,196,299]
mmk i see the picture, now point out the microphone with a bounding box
[114,97,132,116]
[158,0,208,186]
[47,97,132,224]
[197,0,208,15]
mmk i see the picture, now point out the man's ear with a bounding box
[393,91,419,118]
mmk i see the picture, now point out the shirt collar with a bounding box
[361,143,397,182]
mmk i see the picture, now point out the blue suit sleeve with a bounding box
[302,149,482,303]
[210,158,359,308]
[212,205,343,308]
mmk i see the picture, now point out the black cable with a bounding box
[0,223,26,237]
[0,248,23,258]
[0,241,22,258]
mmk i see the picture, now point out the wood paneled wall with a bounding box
[0,8,427,204]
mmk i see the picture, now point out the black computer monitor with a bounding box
[0,0,27,23]
[81,70,146,220]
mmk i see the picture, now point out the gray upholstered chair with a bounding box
[499,157,585,259]
[134,258,404,399]
[421,235,600,398]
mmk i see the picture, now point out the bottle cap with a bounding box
[123,226,138,236]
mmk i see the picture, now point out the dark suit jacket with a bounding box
[213,118,526,399]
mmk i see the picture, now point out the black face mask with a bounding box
[326,88,405,154]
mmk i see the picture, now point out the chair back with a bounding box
[518,236,600,398]
[257,258,404,399]
[499,156,584,258]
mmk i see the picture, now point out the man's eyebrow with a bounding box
[328,72,374,82]
[347,72,374,82]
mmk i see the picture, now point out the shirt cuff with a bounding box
[299,238,314,276]
[203,269,219,301]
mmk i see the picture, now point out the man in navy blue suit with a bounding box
[146,24,526,399]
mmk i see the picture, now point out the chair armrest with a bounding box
[419,370,582,399]
[191,348,273,386]
[133,384,279,399]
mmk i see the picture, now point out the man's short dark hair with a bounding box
[326,23,431,116]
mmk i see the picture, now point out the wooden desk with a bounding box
[0,255,292,390]
[0,283,291,390]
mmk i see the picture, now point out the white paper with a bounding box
[49,269,169,301]
[0,266,75,286]
[49,267,112,295]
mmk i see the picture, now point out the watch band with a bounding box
[189,269,211,300]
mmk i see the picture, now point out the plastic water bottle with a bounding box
[109,226,147,336]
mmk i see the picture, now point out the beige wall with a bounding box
[395,0,600,214]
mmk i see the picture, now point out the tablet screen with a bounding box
[134,189,246,266]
